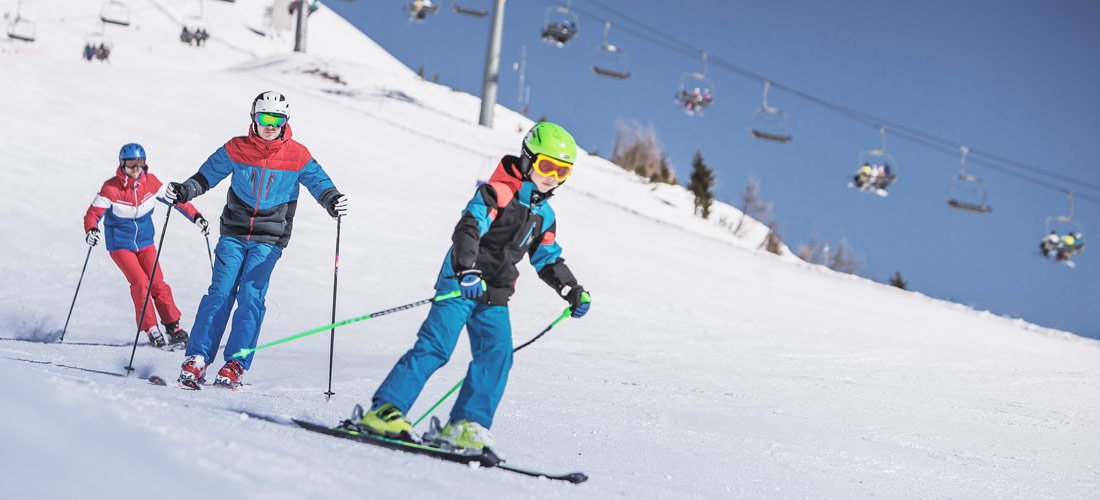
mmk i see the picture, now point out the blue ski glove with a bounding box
[458,269,486,300]
[565,286,591,318]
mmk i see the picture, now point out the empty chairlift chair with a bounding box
[674,52,716,117]
[6,1,35,42]
[452,0,488,17]
[540,1,579,47]
[591,22,630,80]
[945,146,992,214]
[101,0,132,27]
[6,16,36,42]
[749,81,792,143]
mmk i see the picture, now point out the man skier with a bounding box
[352,122,592,457]
[166,91,348,388]
[84,143,208,348]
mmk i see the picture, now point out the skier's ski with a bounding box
[286,418,587,484]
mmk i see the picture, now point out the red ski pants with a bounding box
[110,246,181,331]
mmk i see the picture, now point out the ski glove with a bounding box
[85,228,101,246]
[457,269,486,300]
[564,286,591,318]
[326,194,348,219]
[194,214,210,236]
[165,182,193,204]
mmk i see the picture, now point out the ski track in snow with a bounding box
[2,1,1099,498]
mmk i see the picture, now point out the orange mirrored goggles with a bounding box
[532,153,573,182]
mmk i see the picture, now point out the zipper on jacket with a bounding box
[247,145,270,241]
[132,181,140,250]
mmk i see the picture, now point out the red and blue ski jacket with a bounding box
[182,125,339,248]
[83,167,202,252]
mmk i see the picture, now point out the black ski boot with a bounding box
[164,322,189,350]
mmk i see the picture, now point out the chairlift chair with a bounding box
[6,1,35,42]
[1040,193,1085,264]
[1044,192,1082,234]
[675,52,716,116]
[452,0,488,17]
[945,146,992,214]
[100,0,132,27]
[540,1,579,47]
[405,0,439,23]
[182,16,207,32]
[749,81,792,143]
[6,16,36,42]
[850,127,898,196]
[591,22,630,80]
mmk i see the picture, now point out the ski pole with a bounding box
[59,245,94,343]
[324,216,342,398]
[411,295,586,428]
[125,208,172,373]
[205,233,214,270]
[231,290,462,360]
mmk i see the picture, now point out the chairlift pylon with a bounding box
[674,52,716,116]
[850,126,898,196]
[540,1,579,47]
[405,0,439,23]
[748,81,792,143]
[452,0,488,17]
[945,146,992,214]
[100,0,132,27]
[591,22,630,80]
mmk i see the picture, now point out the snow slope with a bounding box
[1,1,1098,498]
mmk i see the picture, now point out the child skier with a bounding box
[352,122,592,457]
[165,91,348,388]
[83,143,209,348]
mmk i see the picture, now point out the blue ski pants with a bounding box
[372,298,513,429]
[185,235,282,370]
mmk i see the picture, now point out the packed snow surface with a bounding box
[1,1,1098,498]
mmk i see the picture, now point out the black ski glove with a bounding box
[564,285,591,318]
[166,182,194,204]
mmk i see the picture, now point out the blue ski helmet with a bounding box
[119,143,146,161]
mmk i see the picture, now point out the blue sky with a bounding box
[326,0,1100,339]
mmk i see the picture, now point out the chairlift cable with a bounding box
[571,0,1100,204]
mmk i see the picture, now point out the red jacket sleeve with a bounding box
[83,184,111,232]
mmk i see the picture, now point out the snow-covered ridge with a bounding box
[2,1,1098,498]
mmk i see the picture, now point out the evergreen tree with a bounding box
[686,150,715,218]
[889,271,908,290]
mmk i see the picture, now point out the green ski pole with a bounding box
[411,292,587,428]
[231,290,461,359]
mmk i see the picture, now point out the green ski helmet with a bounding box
[520,121,577,181]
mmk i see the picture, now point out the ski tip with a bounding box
[564,472,589,484]
[147,375,167,386]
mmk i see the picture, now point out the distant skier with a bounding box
[83,143,209,348]
[166,91,347,389]
[351,122,592,458]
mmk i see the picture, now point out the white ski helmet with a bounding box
[251,91,290,118]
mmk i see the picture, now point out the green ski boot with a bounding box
[439,418,502,461]
[354,403,418,442]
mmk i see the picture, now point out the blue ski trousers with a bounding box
[372,298,513,429]
[185,235,282,370]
